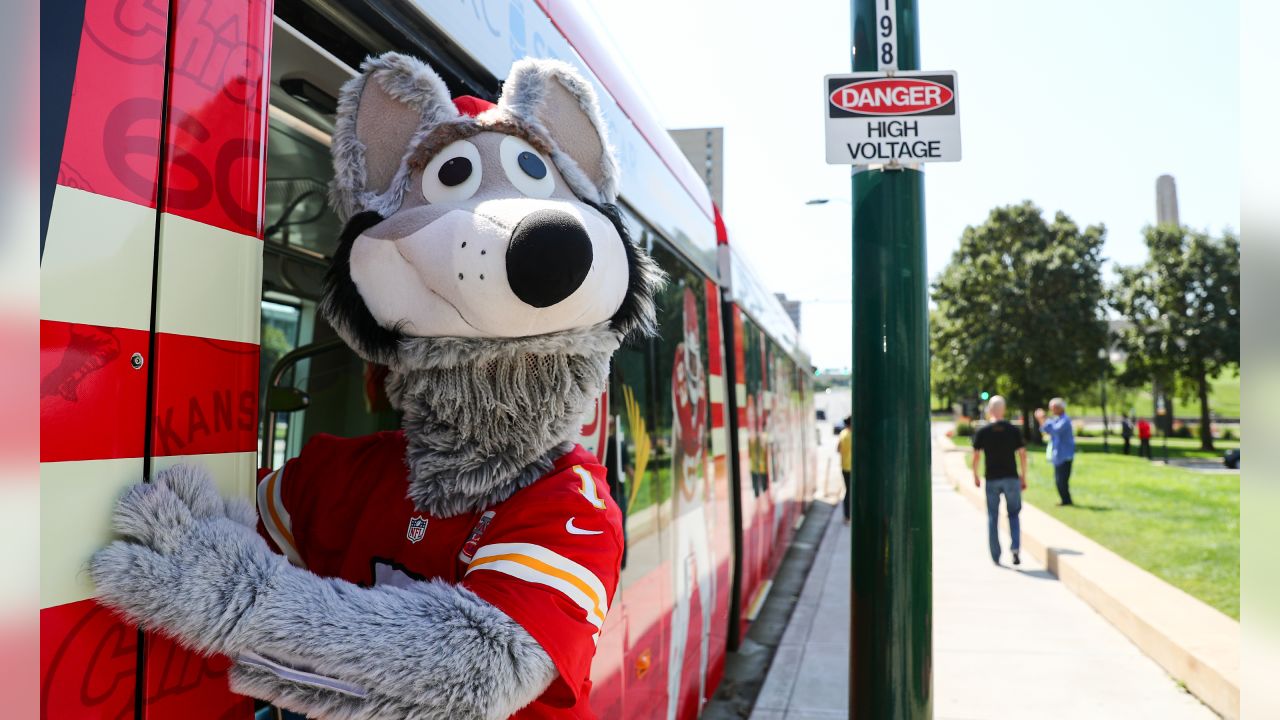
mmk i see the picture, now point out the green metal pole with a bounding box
[849,0,933,717]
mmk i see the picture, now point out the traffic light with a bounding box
[980,391,990,400]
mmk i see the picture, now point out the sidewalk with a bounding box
[751,435,1215,719]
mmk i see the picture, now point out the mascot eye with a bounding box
[517,152,546,179]
[499,135,555,199]
[438,157,472,186]
[422,139,482,204]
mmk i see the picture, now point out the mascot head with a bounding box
[321,53,661,367]
[320,53,663,516]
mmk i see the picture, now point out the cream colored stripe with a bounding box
[256,468,305,567]
[42,452,260,609]
[155,213,263,343]
[711,427,728,458]
[708,375,725,404]
[466,558,603,631]
[736,384,746,406]
[152,450,257,501]
[268,469,292,527]
[41,186,156,331]
[41,457,143,608]
[471,542,609,611]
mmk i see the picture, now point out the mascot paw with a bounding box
[90,464,282,655]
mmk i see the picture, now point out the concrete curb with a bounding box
[936,426,1240,719]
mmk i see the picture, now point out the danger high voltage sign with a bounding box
[823,71,961,165]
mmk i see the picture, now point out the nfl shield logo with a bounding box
[406,516,428,544]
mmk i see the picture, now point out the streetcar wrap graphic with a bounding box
[41,1,817,717]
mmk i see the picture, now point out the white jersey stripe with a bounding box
[466,558,603,632]
[470,542,609,611]
[257,468,304,567]
[573,466,608,510]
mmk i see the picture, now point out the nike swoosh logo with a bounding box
[565,517,603,536]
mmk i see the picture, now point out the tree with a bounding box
[932,201,1108,440]
[929,309,966,411]
[1112,225,1239,451]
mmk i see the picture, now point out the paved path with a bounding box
[751,433,1216,719]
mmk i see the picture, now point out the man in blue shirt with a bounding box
[1035,398,1075,506]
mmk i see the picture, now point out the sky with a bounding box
[587,0,1240,370]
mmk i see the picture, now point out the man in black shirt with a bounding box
[971,396,1028,565]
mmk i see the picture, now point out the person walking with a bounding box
[1137,416,1153,459]
[837,416,852,525]
[1034,398,1076,506]
[1121,414,1133,455]
[971,396,1027,565]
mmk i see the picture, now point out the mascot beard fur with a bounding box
[90,53,663,720]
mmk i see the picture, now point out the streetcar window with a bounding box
[741,317,769,495]
[258,109,403,469]
[649,242,714,514]
[609,207,659,579]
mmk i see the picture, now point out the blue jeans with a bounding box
[1054,460,1074,505]
[985,477,1021,563]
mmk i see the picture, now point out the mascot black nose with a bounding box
[506,209,593,308]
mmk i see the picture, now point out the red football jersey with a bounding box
[256,432,623,718]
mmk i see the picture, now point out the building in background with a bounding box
[1156,174,1179,227]
[775,293,802,334]
[670,127,724,209]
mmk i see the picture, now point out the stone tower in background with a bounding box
[1156,174,1179,226]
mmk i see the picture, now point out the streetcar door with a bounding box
[41,1,273,718]
[41,0,170,714]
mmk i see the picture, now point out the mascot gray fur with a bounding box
[90,53,663,720]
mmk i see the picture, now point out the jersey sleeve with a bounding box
[256,457,308,567]
[255,433,360,569]
[461,459,624,708]
[971,427,984,450]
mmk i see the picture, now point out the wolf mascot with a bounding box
[90,53,662,719]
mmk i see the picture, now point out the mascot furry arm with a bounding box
[90,53,662,720]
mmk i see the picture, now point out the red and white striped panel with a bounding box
[41,1,272,717]
[705,278,727,460]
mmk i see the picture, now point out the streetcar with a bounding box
[40,1,816,717]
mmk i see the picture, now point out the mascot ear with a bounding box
[330,52,460,221]
[499,59,619,204]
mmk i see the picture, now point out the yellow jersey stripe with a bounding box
[471,542,609,608]
[258,468,304,567]
[468,553,606,624]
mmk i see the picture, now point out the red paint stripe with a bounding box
[150,332,261,458]
[41,600,138,720]
[711,404,725,429]
[733,307,747,425]
[41,320,150,463]
[704,278,724,375]
[55,0,168,211]
[159,0,273,239]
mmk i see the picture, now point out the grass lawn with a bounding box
[1018,443,1239,618]
[1073,435,1239,461]
[1065,372,1241,421]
